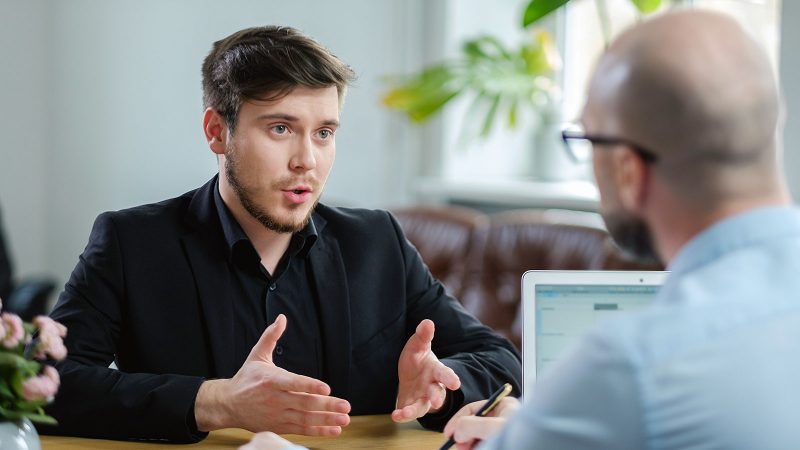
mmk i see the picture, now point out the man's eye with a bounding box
[317,129,333,139]
[271,125,288,134]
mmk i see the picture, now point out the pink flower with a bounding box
[33,316,67,338]
[1,313,24,349]
[21,366,60,402]
[33,316,68,360]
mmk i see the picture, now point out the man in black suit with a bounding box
[44,26,521,443]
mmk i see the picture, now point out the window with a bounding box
[419,0,781,209]
[562,0,782,122]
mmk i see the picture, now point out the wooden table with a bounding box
[40,415,447,449]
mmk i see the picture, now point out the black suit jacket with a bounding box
[44,177,521,442]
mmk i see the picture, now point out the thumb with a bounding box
[246,314,287,362]
[406,319,435,353]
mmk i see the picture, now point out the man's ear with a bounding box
[613,147,649,212]
[202,108,228,155]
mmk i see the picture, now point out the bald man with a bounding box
[438,9,800,450]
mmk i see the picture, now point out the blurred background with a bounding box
[0,0,795,310]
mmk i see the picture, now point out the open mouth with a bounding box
[282,187,313,203]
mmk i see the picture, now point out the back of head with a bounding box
[202,25,356,132]
[587,9,783,206]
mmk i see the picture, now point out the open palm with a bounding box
[392,319,461,422]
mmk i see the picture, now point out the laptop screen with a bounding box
[521,270,668,390]
[534,283,660,376]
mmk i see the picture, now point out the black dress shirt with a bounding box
[213,184,322,378]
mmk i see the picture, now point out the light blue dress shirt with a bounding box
[480,206,800,449]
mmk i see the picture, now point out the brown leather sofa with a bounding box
[392,206,661,350]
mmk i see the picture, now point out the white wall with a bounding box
[2,0,428,294]
[780,0,800,201]
[0,0,49,281]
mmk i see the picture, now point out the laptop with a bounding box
[521,270,668,392]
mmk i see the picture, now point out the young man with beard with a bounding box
[43,26,521,443]
[434,9,800,450]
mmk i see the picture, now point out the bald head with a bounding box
[585,9,782,204]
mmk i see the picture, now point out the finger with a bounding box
[273,369,332,396]
[404,319,435,354]
[428,383,446,410]
[247,314,287,362]
[443,401,487,438]
[434,364,461,391]
[276,424,343,437]
[493,397,522,417]
[391,398,430,423]
[283,409,351,428]
[452,416,507,444]
[280,391,351,414]
[455,441,478,450]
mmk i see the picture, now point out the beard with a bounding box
[601,207,662,265]
[224,148,318,234]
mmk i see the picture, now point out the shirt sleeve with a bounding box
[478,327,645,450]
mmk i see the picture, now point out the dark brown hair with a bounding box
[202,25,356,131]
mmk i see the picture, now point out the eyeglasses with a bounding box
[561,125,659,164]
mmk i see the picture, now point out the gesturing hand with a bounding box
[195,314,351,436]
[392,319,461,423]
[442,397,521,450]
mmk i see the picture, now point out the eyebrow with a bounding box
[256,113,339,127]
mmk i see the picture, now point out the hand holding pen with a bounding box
[440,383,519,450]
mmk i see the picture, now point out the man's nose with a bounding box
[290,135,317,171]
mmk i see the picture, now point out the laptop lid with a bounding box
[521,270,667,392]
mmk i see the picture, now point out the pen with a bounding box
[438,383,513,450]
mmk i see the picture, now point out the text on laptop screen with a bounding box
[535,284,660,376]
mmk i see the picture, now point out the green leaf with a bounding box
[630,0,661,14]
[480,94,502,137]
[508,98,519,129]
[383,64,467,123]
[463,39,490,60]
[0,378,15,399]
[463,36,513,62]
[522,0,571,28]
[0,352,29,369]
[0,405,24,422]
[0,404,58,425]
[407,90,461,123]
[20,411,58,425]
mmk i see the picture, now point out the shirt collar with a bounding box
[213,180,319,263]
[666,205,800,278]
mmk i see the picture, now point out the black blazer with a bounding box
[43,177,521,442]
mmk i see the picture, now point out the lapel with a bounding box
[180,177,238,378]
[307,212,352,400]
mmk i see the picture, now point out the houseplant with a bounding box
[383,0,666,137]
[383,29,561,140]
[382,0,667,181]
[0,298,67,449]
